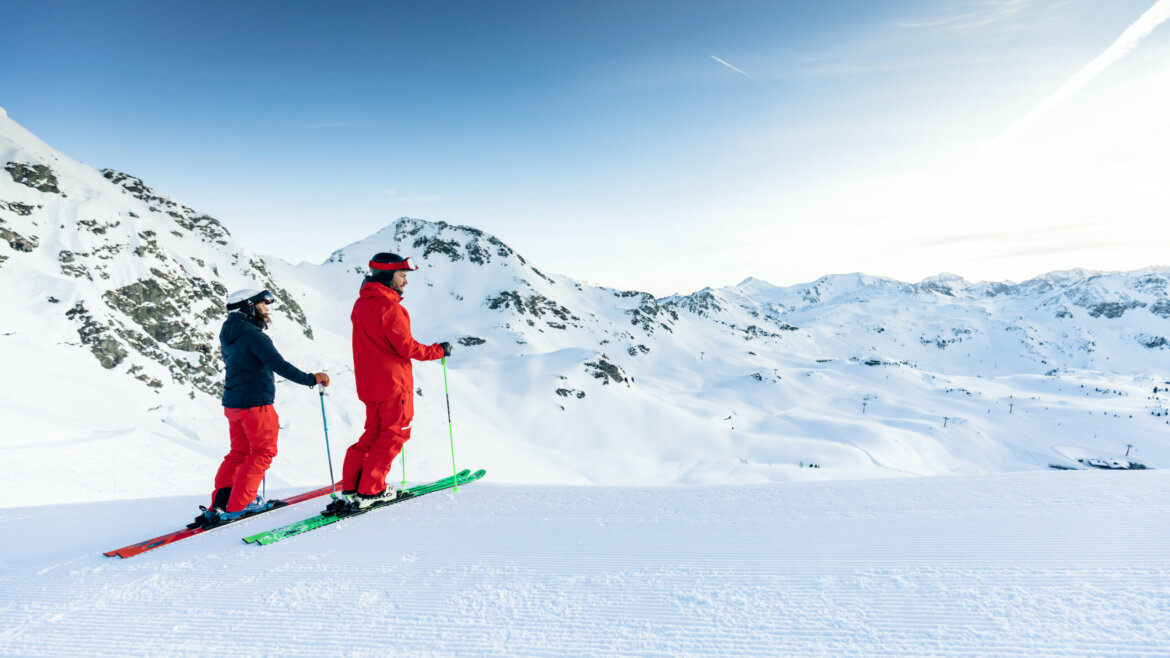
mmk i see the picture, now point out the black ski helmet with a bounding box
[226,289,276,316]
[368,252,418,283]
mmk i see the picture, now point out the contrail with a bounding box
[975,0,1170,164]
[711,55,756,80]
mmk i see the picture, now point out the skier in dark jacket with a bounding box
[205,289,329,521]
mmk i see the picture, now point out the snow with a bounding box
[3,103,1170,654]
[3,108,1169,501]
[2,470,1168,655]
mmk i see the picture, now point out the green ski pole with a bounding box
[442,356,459,492]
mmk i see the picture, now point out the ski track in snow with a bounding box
[2,470,1169,656]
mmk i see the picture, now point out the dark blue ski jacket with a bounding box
[220,312,316,408]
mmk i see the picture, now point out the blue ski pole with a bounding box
[319,385,336,494]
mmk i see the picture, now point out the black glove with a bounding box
[440,341,453,357]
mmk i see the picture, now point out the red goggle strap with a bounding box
[369,257,416,272]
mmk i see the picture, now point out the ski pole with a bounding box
[442,356,459,492]
[401,444,407,488]
[319,385,336,494]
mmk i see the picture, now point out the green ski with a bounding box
[242,469,485,546]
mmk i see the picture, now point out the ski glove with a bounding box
[440,341,453,357]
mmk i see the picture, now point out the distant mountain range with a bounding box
[2,106,1167,503]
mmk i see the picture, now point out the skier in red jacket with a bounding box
[339,252,451,508]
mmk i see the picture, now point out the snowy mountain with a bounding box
[2,106,1168,507]
[0,107,314,400]
[672,267,1170,376]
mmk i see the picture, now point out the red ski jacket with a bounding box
[351,281,444,404]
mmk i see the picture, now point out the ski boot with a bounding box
[217,496,276,522]
[187,505,221,529]
[322,490,358,516]
[354,487,399,509]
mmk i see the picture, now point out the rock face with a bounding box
[584,355,630,386]
[0,112,315,399]
[5,162,63,195]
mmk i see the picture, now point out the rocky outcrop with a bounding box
[65,302,127,369]
[0,221,38,253]
[665,290,722,317]
[584,355,630,386]
[102,169,230,244]
[102,269,225,350]
[486,290,580,328]
[1138,335,1168,349]
[617,291,678,335]
[1085,301,1146,319]
[5,162,63,195]
[0,200,36,216]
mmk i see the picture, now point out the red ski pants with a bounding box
[342,398,412,495]
[212,405,279,512]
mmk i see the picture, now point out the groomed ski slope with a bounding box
[2,470,1168,657]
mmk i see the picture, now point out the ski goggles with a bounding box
[369,257,418,272]
[226,289,276,311]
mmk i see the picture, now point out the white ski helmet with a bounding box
[226,288,276,312]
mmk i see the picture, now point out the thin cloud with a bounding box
[711,55,757,80]
[975,0,1170,164]
[907,214,1145,261]
[894,13,979,29]
[895,0,1034,31]
[910,216,1113,248]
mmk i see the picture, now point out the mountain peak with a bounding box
[324,216,539,277]
[732,276,778,295]
[918,272,969,286]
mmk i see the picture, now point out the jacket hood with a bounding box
[359,280,402,302]
[221,311,263,347]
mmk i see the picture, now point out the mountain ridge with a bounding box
[2,107,1168,503]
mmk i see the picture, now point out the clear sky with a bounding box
[3,0,1169,296]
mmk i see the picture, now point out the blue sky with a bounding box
[3,0,1169,295]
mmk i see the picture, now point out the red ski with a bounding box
[103,482,341,559]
